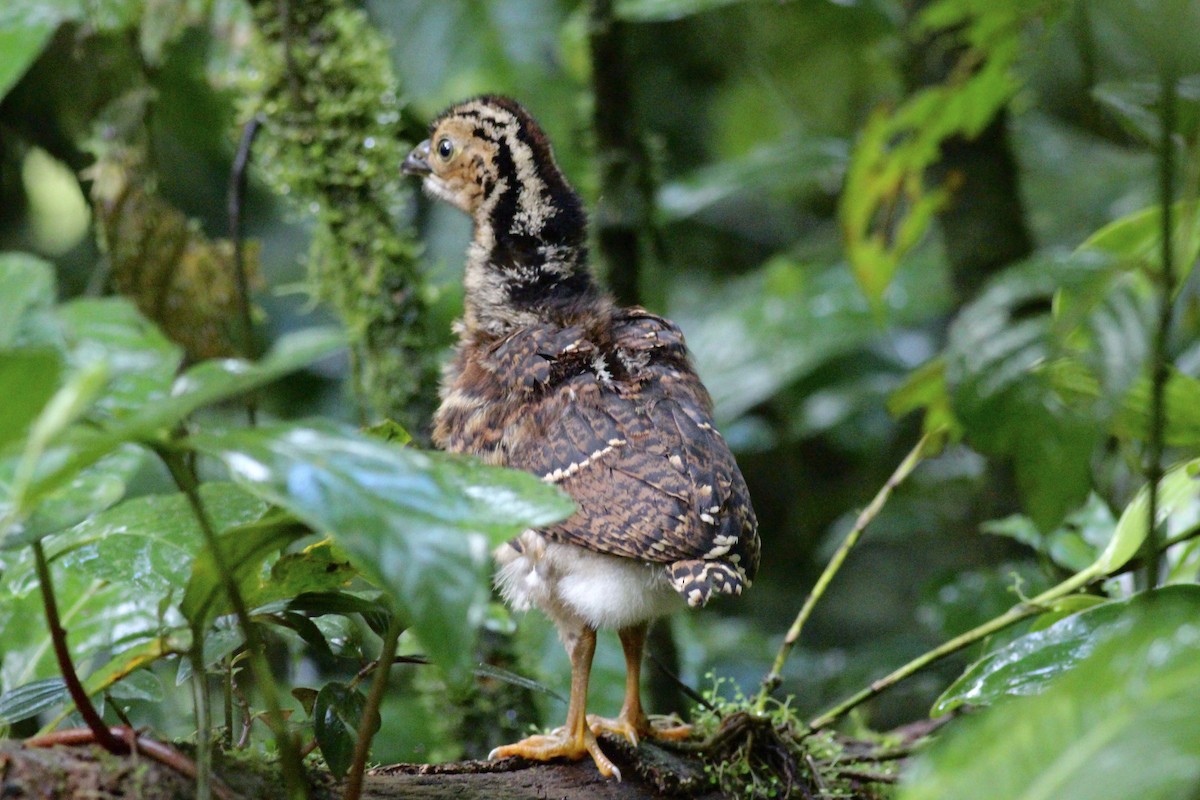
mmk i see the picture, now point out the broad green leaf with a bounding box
[1116,370,1200,447]
[1078,198,1200,288]
[0,361,111,546]
[56,298,182,420]
[6,445,145,548]
[0,350,63,450]
[657,136,846,222]
[902,586,1200,800]
[180,507,309,631]
[313,681,376,779]
[263,612,335,659]
[188,420,574,682]
[0,252,57,349]
[105,668,162,703]
[1096,458,1200,574]
[245,540,358,610]
[946,254,1139,531]
[932,588,1199,715]
[122,326,346,438]
[54,483,268,595]
[282,591,394,638]
[0,24,54,103]
[981,495,1116,573]
[0,677,66,724]
[675,259,924,424]
[1092,76,1200,153]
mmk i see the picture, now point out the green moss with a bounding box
[243,0,439,429]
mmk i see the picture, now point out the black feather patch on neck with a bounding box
[444,95,597,319]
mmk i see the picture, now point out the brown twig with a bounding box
[32,542,127,756]
[227,113,265,426]
[25,727,239,800]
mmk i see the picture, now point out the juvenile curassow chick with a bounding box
[402,95,759,780]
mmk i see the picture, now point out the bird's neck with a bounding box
[462,167,602,337]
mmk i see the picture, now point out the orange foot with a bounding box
[489,727,621,780]
[588,714,693,748]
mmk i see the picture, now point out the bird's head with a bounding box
[403,96,596,333]
[402,96,585,242]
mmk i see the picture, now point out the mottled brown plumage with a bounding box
[403,95,758,779]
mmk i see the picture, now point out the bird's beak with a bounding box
[402,139,432,176]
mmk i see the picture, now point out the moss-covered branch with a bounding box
[244,0,439,429]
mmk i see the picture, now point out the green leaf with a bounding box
[283,592,394,638]
[1093,77,1200,154]
[246,540,358,610]
[0,252,58,348]
[363,419,412,447]
[180,506,309,631]
[313,681,376,779]
[1078,198,1200,289]
[674,259,904,424]
[0,677,66,724]
[104,325,345,438]
[187,420,574,682]
[946,254,1142,531]
[888,357,963,441]
[902,585,1200,800]
[56,298,182,420]
[1116,370,1200,447]
[657,136,846,222]
[0,23,54,102]
[933,588,1198,715]
[1096,458,1200,574]
[0,350,63,450]
[54,483,268,595]
[8,445,145,548]
[614,0,755,22]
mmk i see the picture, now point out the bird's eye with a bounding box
[436,137,455,161]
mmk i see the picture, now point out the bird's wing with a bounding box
[491,309,759,593]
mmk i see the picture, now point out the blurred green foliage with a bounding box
[1,0,1200,796]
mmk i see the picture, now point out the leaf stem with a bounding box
[343,614,404,800]
[191,639,213,800]
[159,448,309,800]
[1143,63,1178,591]
[755,433,935,713]
[32,541,128,755]
[807,568,1094,730]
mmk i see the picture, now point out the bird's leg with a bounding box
[488,625,620,779]
[588,623,692,747]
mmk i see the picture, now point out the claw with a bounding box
[589,713,693,747]
[489,728,621,780]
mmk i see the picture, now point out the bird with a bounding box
[402,95,759,780]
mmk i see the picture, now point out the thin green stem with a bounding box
[1143,64,1178,591]
[755,433,935,713]
[807,569,1094,731]
[159,448,309,800]
[191,640,213,800]
[343,614,404,800]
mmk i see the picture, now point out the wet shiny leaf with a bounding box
[904,586,1200,800]
[54,483,267,595]
[313,681,375,779]
[188,420,573,682]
